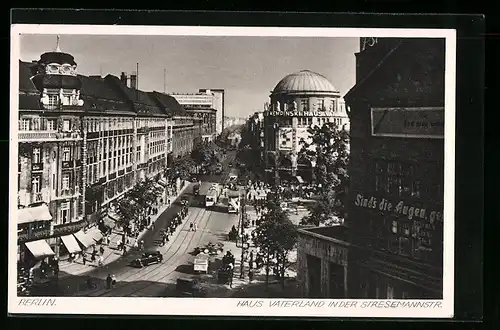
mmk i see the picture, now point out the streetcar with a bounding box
[205,184,220,208]
[227,190,240,214]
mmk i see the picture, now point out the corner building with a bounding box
[344,38,445,299]
[263,70,349,183]
[16,43,197,262]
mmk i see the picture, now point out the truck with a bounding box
[205,184,220,207]
[227,191,240,214]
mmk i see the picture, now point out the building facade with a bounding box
[263,70,350,183]
[170,92,218,142]
[199,88,225,135]
[16,43,196,262]
[296,226,350,298]
[344,37,445,299]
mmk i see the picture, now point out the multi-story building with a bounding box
[170,92,218,142]
[344,37,445,299]
[263,70,350,184]
[199,89,225,135]
[15,42,197,263]
[224,116,246,129]
[241,111,265,168]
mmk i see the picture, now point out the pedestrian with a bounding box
[111,274,117,288]
[193,223,197,232]
[133,240,138,249]
[123,246,127,256]
[152,222,155,230]
[248,269,254,283]
[106,274,112,289]
[91,251,96,263]
[189,222,194,231]
[82,253,87,265]
[100,245,105,255]
[98,256,103,267]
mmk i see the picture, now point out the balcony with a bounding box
[32,192,45,203]
[62,161,73,169]
[31,162,44,172]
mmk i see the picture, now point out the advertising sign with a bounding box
[371,107,444,139]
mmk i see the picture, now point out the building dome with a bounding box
[272,70,338,95]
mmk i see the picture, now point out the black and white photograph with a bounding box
[9,24,456,317]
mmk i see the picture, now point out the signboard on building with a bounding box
[265,110,336,117]
[371,107,444,139]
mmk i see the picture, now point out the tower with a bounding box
[31,35,84,110]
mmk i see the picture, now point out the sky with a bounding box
[19,34,359,118]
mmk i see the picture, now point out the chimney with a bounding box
[130,72,137,89]
[120,72,128,86]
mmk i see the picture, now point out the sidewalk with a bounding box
[58,182,190,279]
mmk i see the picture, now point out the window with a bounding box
[32,118,41,130]
[300,99,308,111]
[387,285,394,299]
[62,173,70,190]
[63,119,71,132]
[32,147,41,164]
[62,147,71,161]
[32,175,41,193]
[20,118,30,131]
[47,119,56,131]
[317,99,325,110]
[375,161,420,198]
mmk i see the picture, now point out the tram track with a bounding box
[94,155,235,297]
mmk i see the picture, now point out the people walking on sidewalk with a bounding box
[111,274,117,288]
[106,274,112,289]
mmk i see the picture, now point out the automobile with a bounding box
[180,197,189,206]
[191,176,198,182]
[131,251,163,268]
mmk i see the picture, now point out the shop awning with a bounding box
[60,234,82,254]
[18,204,52,225]
[73,230,96,249]
[296,176,304,184]
[25,240,55,259]
[88,227,104,242]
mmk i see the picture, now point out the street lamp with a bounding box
[236,189,249,279]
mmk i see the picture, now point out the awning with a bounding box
[73,229,96,248]
[88,227,104,242]
[25,240,55,259]
[18,204,52,225]
[296,176,304,184]
[60,235,82,254]
[102,215,116,229]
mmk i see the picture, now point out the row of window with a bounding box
[30,146,73,164]
[29,172,72,193]
[374,160,443,200]
[19,118,71,132]
[274,99,346,112]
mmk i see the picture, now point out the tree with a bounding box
[115,197,139,230]
[253,198,298,291]
[191,140,217,166]
[299,122,350,226]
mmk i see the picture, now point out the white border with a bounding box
[9,25,456,318]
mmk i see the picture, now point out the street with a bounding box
[53,152,241,297]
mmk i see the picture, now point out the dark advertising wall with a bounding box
[345,38,445,299]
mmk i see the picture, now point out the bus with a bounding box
[205,184,220,207]
[227,191,240,213]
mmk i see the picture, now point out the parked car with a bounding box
[131,251,163,268]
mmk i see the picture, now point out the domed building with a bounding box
[263,70,349,184]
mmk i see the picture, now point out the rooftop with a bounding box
[272,70,339,96]
[299,225,349,245]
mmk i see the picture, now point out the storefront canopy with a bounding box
[73,229,96,249]
[60,234,82,254]
[18,204,52,225]
[25,239,55,259]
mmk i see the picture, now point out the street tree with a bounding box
[299,122,350,226]
[114,197,139,230]
[191,140,216,166]
[253,198,298,290]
